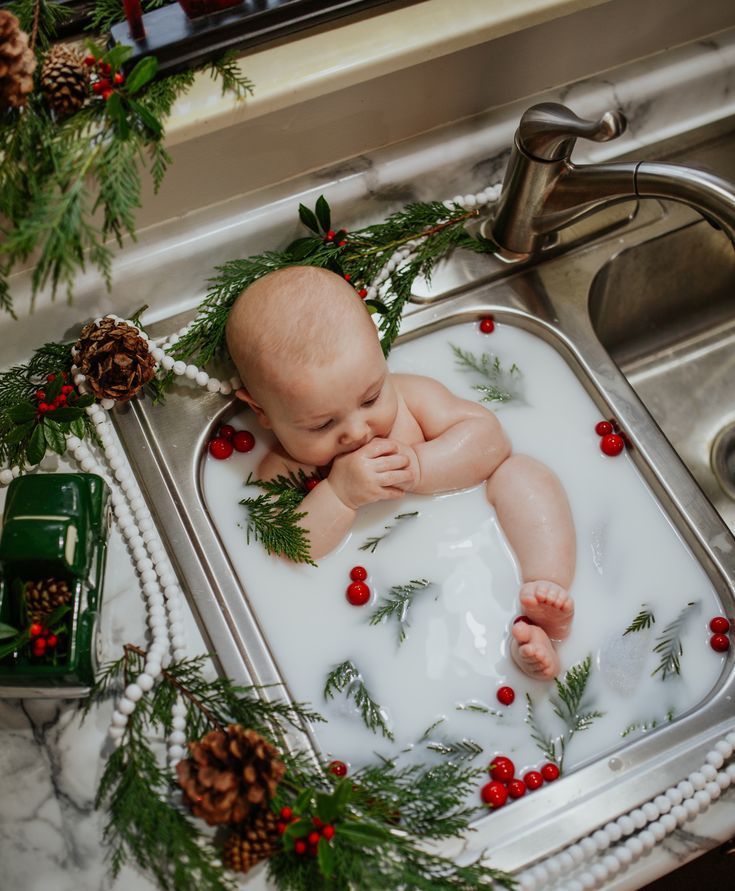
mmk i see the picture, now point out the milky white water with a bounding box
[202,320,726,782]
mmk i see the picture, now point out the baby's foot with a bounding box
[519,580,574,640]
[511,622,560,680]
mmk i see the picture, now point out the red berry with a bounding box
[280,806,293,820]
[338,240,347,247]
[61,371,68,380]
[709,616,730,634]
[208,437,233,460]
[507,778,527,799]
[92,81,105,94]
[326,230,335,240]
[103,89,114,101]
[32,638,47,655]
[711,634,730,653]
[56,394,67,406]
[233,430,255,452]
[29,623,43,638]
[595,420,613,436]
[350,566,368,582]
[218,424,235,439]
[358,288,368,299]
[306,477,319,491]
[523,770,544,790]
[311,816,323,829]
[38,403,49,413]
[113,72,124,85]
[36,390,46,401]
[322,824,335,840]
[62,385,73,395]
[329,760,347,777]
[294,839,307,855]
[600,433,625,457]
[541,762,560,782]
[277,821,287,835]
[480,780,508,808]
[479,317,495,334]
[100,62,112,75]
[308,831,320,845]
[46,374,55,382]
[346,581,370,606]
[344,273,351,281]
[46,634,58,649]
[489,756,515,783]
[84,54,96,66]
[496,685,515,706]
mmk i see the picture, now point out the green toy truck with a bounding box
[0,473,111,697]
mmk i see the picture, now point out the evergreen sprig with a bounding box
[368,578,432,644]
[240,472,315,565]
[624,604,656,635]
[425,738,484,760]
[621,709,675,738]
[358,510,419,553]
[652,601,699,680]
[451,345,524,404]
[324,659,394,740]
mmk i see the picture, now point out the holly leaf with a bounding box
[74,394,96,408]
[128,99,163,139]
[106,92,129,140]
[45,375,63,402]
[315,195,331,233]
[0,622,19,640]
[50,406,84,422]
[27,423,47,465]
[125,56,158,95]
[298,203,320,234]
[286,236,319,260]
[365,299,389,315]
[294,788,313,812]
[105,44,134,75]
[70,417,86,438]
[316,792,338,824]
[317,837,335,878]
[7,403,36,423]
[43,419,67,455]
[282,818,311,848]
[5,420,34,444]
[334,822,389,846]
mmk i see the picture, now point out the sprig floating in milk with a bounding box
[652,600,700,680]
[358,510,419,553]
[621,708,675,738]
[240,472,315,566]
[525,655,603,772]
[623,604,656,635]
[450,345,524,405]
[324,660,394,741]
[368,578,433,644]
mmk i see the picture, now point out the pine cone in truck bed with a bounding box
[176,725,286,826]
[25,578,73,623]
[74,318,156,403]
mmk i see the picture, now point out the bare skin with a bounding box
[226,267,576,680]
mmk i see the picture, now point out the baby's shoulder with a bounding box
[256,446,313,482]
[392,372,457,402]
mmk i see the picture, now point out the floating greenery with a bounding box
[652,601,699,680]
[324,659,394,741]
[358,510,419,553]
[425,738,484,761]
[368,578,432,644]
[621,709,675,738]
[451,345,524,405]
[240,471,315,566]
[456,701,504,718]
[623,604,656,635]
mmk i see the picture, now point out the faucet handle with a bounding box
[517,103,627,162]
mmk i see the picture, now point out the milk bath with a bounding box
[202,320,726,782]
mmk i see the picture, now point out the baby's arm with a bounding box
[256,440,414,559]
[396,374,511,494]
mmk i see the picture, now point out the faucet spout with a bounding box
[489,103,735,254]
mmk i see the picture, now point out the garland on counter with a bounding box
[0,1,252,316]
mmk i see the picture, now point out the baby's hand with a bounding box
[328,438,416,510]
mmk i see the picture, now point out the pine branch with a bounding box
[455,701,504,718]
[324,660,394,740]
[652,601,699,680]
[624,604,656,635]
[368,578,432,643]
[419,717,446,741]
[451,345,524,404]
[621,709,675,738]
[358,510,419,553]
[425,738,483,761]
[240,472,315,566]
[524,693,558,765]
[208,51,255,99]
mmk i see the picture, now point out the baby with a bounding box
[226,266,576,680]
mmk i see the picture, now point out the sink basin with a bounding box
[590,219,735,532]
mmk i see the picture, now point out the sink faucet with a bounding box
[489,103,735,253]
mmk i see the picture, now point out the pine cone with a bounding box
[40,44,89,118]
[222,810,280,874]
[176,725,286,826]
[25,578,73,623]
[0,11,36,113]
[74,318,156,403]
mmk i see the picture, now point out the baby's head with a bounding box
[226,266,398,468]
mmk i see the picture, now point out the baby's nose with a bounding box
[340,417,370,446]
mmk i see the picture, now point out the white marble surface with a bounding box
[3,27,735,891]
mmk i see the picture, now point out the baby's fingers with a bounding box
[373,453,409,472]
[379,468,415,489]
[366,438,399,457]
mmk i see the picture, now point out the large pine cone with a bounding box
[25,578,73,623]
[176,725,286,826]
[74,318,156,403]
[41,44,89,118]
[222,810,280,874]
[0,11,36,113]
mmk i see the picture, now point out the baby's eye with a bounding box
[310,419,333,432]
[363,390,381,407]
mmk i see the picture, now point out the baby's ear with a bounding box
[236,387,272,429]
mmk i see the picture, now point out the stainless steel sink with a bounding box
[113,116,735,877]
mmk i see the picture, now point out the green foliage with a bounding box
[208,51,255,99]
[358,510,419,553]
[525,655,603,772]
[324,659,394,740]
[451,345,524,404]
[240,472,315,565]
[425,738,483,760]
[368,578,432,644]
[10,0,72,53]
[652,601,699,680]
[623,604,656,635]
[621,708,674,738]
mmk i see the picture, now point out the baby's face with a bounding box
[253,333,398,468]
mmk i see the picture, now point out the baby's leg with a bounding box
[486,454,576,647]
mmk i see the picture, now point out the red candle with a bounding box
[123,0,146,41]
